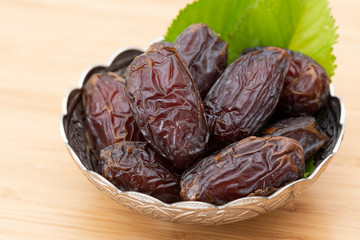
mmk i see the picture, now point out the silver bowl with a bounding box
[60,46,345,225]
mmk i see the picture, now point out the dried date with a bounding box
[83,72,144,153]
[242,47,330,116]
[279,50,330,116]
[125,41,208,169]
[204,47,290,150]
[100,141,181,204]
[174,23,228,99]
[180,136,305,205]
[262,116,328,160]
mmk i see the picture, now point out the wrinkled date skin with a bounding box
[180,136,305,205]
[83,72,144,153]
[263,116,328,160]
[280,50,330,116]
[243,47,330,116]
[174,23,228,99]
[100,141,181,204]
[204,47,290,150]
[125,42,208,169]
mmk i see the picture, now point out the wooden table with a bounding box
[1,0,359,239]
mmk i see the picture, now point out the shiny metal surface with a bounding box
[60,47,345,225]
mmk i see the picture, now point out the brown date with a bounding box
[100,141,181,204]
[83,72,144,153]
[180,136,305,205]
[263,116,328,160]
[204,47,290,150]
[242,47,330,116]
[280,50,330,116]
[125,41,208,169]
[174,23,228,99]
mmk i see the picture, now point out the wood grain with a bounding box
[0,0,359,239]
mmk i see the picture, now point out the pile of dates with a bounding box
[83,23,329,205]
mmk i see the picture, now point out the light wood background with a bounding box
[0,0,359,239]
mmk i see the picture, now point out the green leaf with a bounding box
[302,157,315,178]
[164,0,248,42]
[164,0,338,78]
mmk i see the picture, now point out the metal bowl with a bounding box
[60,46,345,225]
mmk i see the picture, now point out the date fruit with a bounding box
[242,47,330,116]
[125,41,208,169]
[204,47,290,150]
[100,141,181,203]
[174,23,228,99]
[279,50,330,116]
[263,116,328,160]
[180,136,305,205]
[83,72,144,153]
